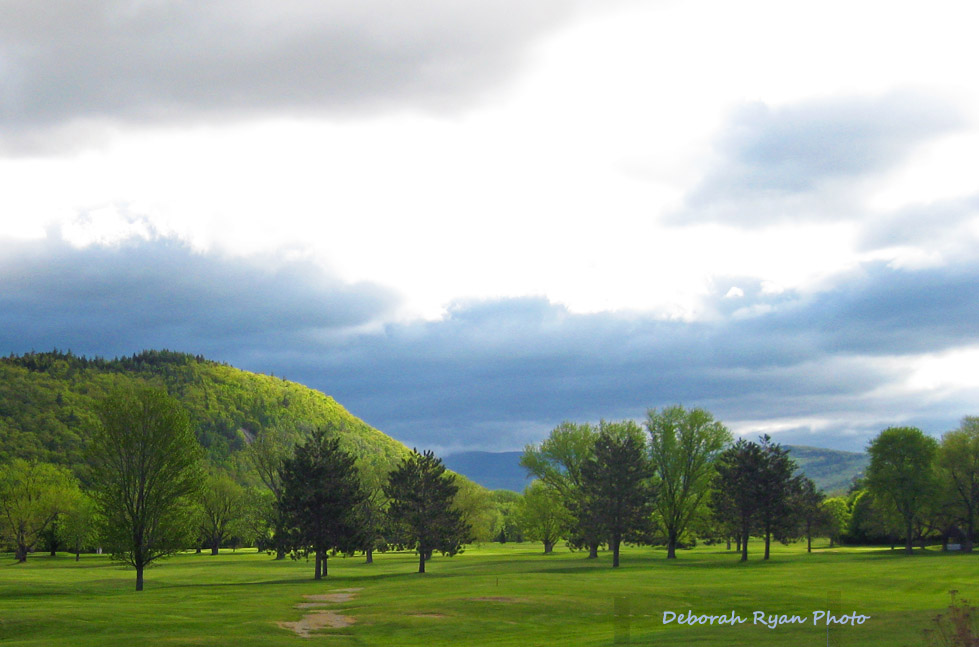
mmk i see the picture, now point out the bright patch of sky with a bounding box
[2,0,978,450]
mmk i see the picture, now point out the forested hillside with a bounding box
[0,350,410,484]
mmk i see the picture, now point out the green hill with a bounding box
[0,350,411,485]
[784,444,868,494]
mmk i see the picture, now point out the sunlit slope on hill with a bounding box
[0,350,411,482]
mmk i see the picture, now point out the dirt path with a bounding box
[277,587,363,638]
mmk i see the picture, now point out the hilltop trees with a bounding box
[866,427,938,554]
[385,449,472,573]
[90,387,204,590]
[278,428,365,579]
[646,406,730,559]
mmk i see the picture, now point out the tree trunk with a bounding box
[905,519,914,555]
[666,529,677,559]
[612,535,621,568]
[15,544,27,563]
[136,565,144,591]
[763,530,771,560]
[211,538,220,555]
[967,514,975,552]
[314,550,323,580]
[275,545,286,560]
[418,551,426,574]
[740,525,749,562]
[543,540,554,554]
[726,537,731,551]
[365,547,373,564]
[588,542,598,559]
[735,535,741,553]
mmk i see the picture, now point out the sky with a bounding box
[2,0,978,454]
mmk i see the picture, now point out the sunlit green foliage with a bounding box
[0,350,411,484]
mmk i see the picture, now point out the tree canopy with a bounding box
[278,428,366,579]
[646,405,730,559]
[89,387,205,590]
[385,449,472,573]
[866,426,938,554]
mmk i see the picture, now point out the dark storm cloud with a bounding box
[245,261,979,451]
[0,0,577,152]
[673,92,964,226]
[3,236,975,453]
[0,233,398,357]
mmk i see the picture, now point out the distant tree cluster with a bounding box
[511,413,979,563]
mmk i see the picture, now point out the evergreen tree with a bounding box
[712,438,765,561]
[278,428,366,579]
[793,477,825,553]
[756,435,803,560]
[384,449,472,573]
[580,421,654,568]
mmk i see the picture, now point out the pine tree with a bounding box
[278,428,366,579]
[580,421,654,568]
[384,449,472,573]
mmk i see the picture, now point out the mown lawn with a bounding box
[0,540,974,646]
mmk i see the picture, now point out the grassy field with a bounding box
[0,540,974,646]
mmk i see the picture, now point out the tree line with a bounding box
[0,387,472,590]
[4,387,978,589]
[515,409,979,565]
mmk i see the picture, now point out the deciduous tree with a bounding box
[199,469,245,555]
[0,459,79,562]
[866,426,938,554]
[90,387,205,590]
[940,417,979,552]
[520,422,601,557]
[245,425,299,559]
[515,480,574,553]
[646,405,730,559]
[56,489,100,561]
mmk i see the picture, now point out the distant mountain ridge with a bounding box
[445,445,868,494]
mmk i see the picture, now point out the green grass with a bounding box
[1,540,975,646]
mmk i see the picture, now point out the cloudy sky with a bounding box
[2,0,978,453]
